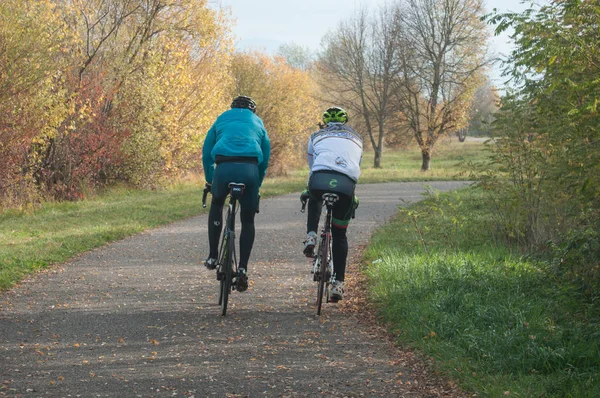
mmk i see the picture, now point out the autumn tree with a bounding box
[229,51,320,174]
[394,0,488,170]
[0,0,73,205]
[41,0,232,190]
[0,0,235,207]
[318,5,404,168]
[113,1,234,185]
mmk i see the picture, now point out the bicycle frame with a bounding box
[203,183,245,316]
[302,192,338,315]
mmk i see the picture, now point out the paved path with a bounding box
[1,181,468,397]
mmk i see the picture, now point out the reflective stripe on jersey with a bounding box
[311,129,362,149]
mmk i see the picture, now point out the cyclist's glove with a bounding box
[300,189,310,203]
[352,195,359,209]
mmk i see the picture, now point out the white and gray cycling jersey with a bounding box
[307,122,363,182]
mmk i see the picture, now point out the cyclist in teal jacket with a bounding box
[202,96,270,292]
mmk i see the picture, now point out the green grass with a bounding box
[0,139,485,291]
[364,187,600,397]
[0,185,204,290]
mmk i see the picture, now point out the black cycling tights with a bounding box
[208,196,256,270]
[331,226,348,282]
[307,197,349,282]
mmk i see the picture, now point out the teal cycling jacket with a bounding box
[202,108,271,184]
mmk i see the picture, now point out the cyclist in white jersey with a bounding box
[301,107,362,301]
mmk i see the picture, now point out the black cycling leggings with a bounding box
[306,195,350,282]
[208,196,256,270]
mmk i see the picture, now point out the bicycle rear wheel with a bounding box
[316,233,330,316]
[325,237,333,303]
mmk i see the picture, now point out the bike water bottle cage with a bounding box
[322,193,339,206]
[228,183,245,200]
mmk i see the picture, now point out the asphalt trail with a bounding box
[1,181,468,397]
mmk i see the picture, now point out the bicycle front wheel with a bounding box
[220,232,235,316]
[217,233,228,306]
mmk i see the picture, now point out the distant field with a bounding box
[288,137,489,183]
[361,137,487,181]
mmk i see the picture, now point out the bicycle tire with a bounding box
[325,237,333,303]
[316,232,330,316]
[217,232,228,306]
[220,232,234,316]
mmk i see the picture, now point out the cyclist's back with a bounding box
[308,122,362,183]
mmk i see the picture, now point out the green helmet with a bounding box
[322,107,348,124]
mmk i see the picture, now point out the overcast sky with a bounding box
[215,0,545,87]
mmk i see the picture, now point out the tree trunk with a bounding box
[421,149,431,171]
[373,124,385,168]
[373,147,382,168]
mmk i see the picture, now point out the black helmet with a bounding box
[231,95,257,113]
[322,106,348,124]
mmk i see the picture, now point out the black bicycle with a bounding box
[301,193,339,316]
[203,182,246,316]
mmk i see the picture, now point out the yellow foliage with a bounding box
[112,0,234,185]
[0,0,323,207]
[229,52,321,175]
[0,0,75,202]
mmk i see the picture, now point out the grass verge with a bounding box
[0,180,309,291]
[364,186,600,397]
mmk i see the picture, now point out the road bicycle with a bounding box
[203,182,246,316]
[301,193,339,316]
